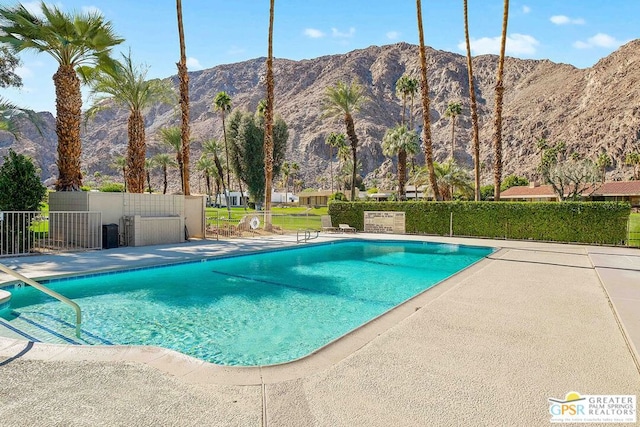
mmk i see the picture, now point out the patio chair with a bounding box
[338,223,357,233]
[321,215,338,232]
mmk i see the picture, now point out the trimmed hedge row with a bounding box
[328,201,631,245]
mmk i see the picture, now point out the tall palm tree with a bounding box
[202,138,231,216]
[263,0,275,229]
[110,155,127,192]
[444,101,462,161]
[213,91,232,193]
[493,0,510,201]
[325,132,346,193]
[382,124,420,199]
[86,52,174,193]
[464,0,482,201]
[151,153,177,194]
[158,126,183,192]
[415,0,441,201]
[323,80,367,201]
[406,77,419,129]
[395,75,410,125]
[0,3,123,191]
[176,0,190,195]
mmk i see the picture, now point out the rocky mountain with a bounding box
[2,40,640,191]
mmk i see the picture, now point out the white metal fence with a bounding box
[0,211,102,257]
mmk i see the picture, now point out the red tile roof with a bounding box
[501,181,640,198]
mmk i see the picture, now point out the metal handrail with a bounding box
[0,263,81,337]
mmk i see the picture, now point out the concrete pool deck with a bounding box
[0,234,639,426]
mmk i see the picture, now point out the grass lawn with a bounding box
[205,206,328,231]
[629,212,640,247]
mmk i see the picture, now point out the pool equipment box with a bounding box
[364,211,405,234]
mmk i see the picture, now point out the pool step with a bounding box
[0,310,112,346]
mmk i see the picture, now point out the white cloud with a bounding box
[303,28,325,39]
[386,31,400,40]
[458,33,539,56]
[550,15,585,25]
[573,33,622,49]
[331,27,355,38]
[186,57,203,70]
[522,5,531,14]
[82,6,103,15]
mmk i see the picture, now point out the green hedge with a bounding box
[328,201,631,245]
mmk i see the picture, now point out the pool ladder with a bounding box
[0,263,82,338]
[296,229,319,243]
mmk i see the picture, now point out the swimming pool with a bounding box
[0,240,493,366]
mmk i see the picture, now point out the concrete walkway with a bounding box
[0,236,639,426]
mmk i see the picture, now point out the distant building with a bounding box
[501,181,640,208]
[298,190,360,206]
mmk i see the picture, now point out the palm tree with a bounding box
[396,75,410,125]
[416,160,472,201]
[213,91,232,192]
[263,0,275,229]
[406,77,419,129]
[415,0,441,201]
[281,161,291,203]
[144,158,154,194]
[0,3,123,191]
[110,155,127,192]
[464,0,481,201]
[493,0,510,201]
[195,154,216,200]
[176,0,190,195]
[323,80,367,201]
[86,52,174,193]
[326,132,346,193]
[596,152,611,183]
[625,153,640,180]
[444,102,462,161]
[151,153,177,194]
[382,125,420,199]
[202,138,230,216]
[158,126,184,192]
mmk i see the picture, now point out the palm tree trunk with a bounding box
[122,166,127,192]
[493,0,509,201]
[205,173,211,198]
[345,114,358,201]
[450,117,455,160]
[53,65,82,191]
[213,153,230,210]
[416,0,441,201]
[176,0,190,195]
[263,0,275,229]
[398,148,407,199]
[329,145,334,193]
[146,170,152,193]
[127,110,146,193]
[464,0,481,201]
[162,165,168,194]
[222,112,231,194]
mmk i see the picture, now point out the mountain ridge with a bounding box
[2,40,639,191]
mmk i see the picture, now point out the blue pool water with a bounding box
[1,241,493,366]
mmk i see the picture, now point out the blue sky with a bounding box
[2,0,638,113]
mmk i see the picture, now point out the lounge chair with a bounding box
[321,215,338,232]
[338,223,356,233]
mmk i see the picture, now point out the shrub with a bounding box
[329,191,347,201]
[328,201,630,245]
[0,149,47,210]
[100,182,125,192]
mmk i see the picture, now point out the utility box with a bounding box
[102,223,119,249]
